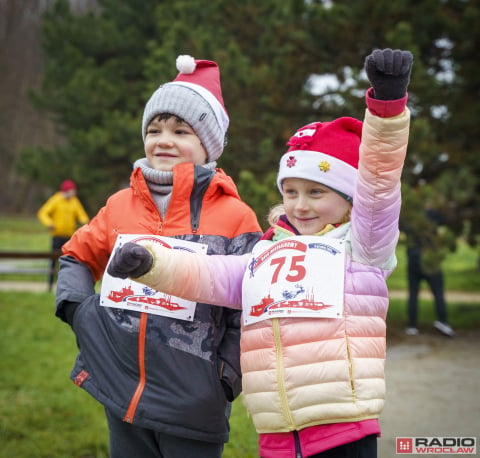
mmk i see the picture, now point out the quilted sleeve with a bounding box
[135,242,248,310]
[350,108,410,268]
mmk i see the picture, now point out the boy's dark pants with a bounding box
[105,408,224,458]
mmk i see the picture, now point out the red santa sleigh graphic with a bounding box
[249,290,333,317]
[107,286,186,311]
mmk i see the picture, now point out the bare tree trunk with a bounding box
[0,0,98,214]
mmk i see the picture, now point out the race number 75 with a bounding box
[270,255,306,284]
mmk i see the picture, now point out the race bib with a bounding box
[242,236,345,325]
[101,234,207,321]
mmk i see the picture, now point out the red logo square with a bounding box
[396,437,413,454]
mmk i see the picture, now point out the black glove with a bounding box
[365,48,413,100]
[107,242,153,279]
[62,301,80,327]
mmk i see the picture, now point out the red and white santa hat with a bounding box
[277,117,363,202]
[142,55,229,163]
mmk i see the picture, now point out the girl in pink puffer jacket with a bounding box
[107,48,413,458]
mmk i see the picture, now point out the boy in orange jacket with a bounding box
[55,56,262,458]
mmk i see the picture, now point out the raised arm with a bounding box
[351,48,413,268]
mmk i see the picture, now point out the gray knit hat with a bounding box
[142,55,229,163]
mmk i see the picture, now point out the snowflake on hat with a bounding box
[286,156,297,168]
[319,160,331,172]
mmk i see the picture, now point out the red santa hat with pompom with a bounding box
[277,117,363,202]
[142,55,229,163]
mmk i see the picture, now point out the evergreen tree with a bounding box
[18,0,480,252]
[20,0,159,210]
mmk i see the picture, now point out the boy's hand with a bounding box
[107,242,153,279]
[365,48,413,100]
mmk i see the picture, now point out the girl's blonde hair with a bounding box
[267,203,352,227]
[267,204,286,226]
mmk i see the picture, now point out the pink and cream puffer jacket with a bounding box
[134,105,410,434]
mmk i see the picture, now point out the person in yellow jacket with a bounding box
[37,179,89,290]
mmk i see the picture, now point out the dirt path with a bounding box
[379,328,480,456]
[0,281,50,292]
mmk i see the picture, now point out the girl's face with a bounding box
[144,116,208,171]
[282,177,352,235]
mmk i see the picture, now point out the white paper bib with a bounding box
[101,234,207,321]
[242,236,345,325]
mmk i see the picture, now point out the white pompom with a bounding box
[176,55,196,74]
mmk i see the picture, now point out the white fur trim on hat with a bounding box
[276,149,358,201]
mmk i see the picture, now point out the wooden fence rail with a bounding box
[0,251,61,260]
[0,250,62,276]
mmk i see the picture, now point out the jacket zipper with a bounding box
[123,166,212,421]
[272,318,295,429]
[190,166,215,232]
[273,319,303,456]
[293,430,302,458]
[123,312,148,423]
[345,336,356,396]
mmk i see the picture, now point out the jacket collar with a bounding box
[262,214,349,241]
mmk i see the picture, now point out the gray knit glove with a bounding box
[365,48,413,100]
[107,242,153,279]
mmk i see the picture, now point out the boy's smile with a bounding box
[144,116,208,171]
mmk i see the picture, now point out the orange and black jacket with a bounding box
[55,163,262,444]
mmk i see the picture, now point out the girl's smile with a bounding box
[282,177,352,235]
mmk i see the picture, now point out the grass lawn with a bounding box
[1,215,479,457]
[0,215,51,251]
[0,291,258,458]
[0,291,109,458]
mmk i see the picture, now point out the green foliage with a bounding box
[237,170,279,230]
[19,0,158,211]
[17,0,480,247]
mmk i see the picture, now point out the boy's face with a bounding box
[281,177,351,235]
[144,116,208,171]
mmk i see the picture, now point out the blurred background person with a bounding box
[401,199,456,337]
[37,179,89,290]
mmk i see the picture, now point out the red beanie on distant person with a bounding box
[60,179,76,192]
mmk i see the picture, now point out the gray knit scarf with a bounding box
[133,158,217,219]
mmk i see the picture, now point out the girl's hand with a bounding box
[365,48,413,100]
